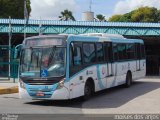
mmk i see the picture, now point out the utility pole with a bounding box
[8,16,12,80]
[89,0,92,12]
[24,0,28,39]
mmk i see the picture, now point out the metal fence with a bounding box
[0,45,19,81]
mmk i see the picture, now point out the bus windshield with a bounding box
[20,46,66,78]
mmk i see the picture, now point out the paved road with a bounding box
[0,78,160,114]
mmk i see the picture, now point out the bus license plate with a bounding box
[36,92,44,97]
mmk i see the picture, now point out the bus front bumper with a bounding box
[19,83,70,100]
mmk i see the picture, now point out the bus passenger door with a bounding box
[104,42,114,88]
[104,42,113,76]
[69,42,84,99]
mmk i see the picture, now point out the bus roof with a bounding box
[23,33,144,45]
[68,34,144,44]
[23,35,67,41]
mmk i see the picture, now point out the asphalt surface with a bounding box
[0,77,160,114]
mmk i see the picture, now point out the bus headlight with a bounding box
[20,79,25,89]
[57,79,64,89]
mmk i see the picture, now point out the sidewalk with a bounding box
[0,78,18,95]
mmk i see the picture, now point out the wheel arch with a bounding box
[127,70,132,78]
[85,77,95,93]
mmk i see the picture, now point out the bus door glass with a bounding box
[69,42,84,98]
[104,42,113,76]
[69,42,82,77]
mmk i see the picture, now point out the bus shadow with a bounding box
[25,97,83,108]
[25,80,160,109]
[82,80,160,109]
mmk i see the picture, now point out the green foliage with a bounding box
[109,6,160,22]
[59,9,75,21]
[0,0,31,19]
[108,15,122,22]
[96,14,106,22]
[131,7,157,22]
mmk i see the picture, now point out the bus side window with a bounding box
[70,43,73,66]
[118,44,127,60]
[73,47,82,65]
[104,42,113,63]
[141,44,145,59]
[113,43,119,61]
[83,43,96,64]
[70,42,82,66]
[96,43,104,62]
[135,43,140,60]
[69,42,82,77]
[126,44,135,60]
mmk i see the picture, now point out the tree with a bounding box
[108,6,160,22]
[96,14,106,22]
[59,9,75,21]
[156,10,160,22]
[0,0,31,19]
[131,7,157,22]
[108,15,123,22]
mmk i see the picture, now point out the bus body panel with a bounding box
[19,83,33,99]
[69,65,97,99]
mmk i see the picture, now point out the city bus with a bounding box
[18,33,146,100]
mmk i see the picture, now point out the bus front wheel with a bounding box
[83,81,93,100]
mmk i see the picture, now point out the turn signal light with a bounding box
[19,79,25,89]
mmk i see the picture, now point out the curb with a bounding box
[0,86,18,95]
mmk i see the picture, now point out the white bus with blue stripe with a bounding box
[19,33,146,100]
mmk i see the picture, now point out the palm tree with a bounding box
[96,14,106,22]
[59,9,75,21]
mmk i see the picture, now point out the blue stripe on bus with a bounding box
[66,64,106,89]
[97,65,105,89]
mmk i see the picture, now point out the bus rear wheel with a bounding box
[125,72,132,88]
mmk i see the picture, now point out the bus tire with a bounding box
[83,80,94,101]
[125,72,132,88]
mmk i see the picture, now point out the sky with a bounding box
[30,0,160,20]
